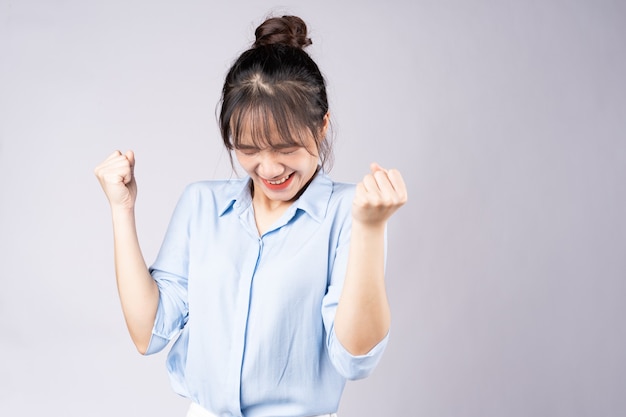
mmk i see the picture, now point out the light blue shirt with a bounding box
[146,171,388,417]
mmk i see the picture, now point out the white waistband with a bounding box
[187,402,337,417]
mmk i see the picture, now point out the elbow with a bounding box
[136,343,149,355]
[334,324,390,356]
[339,338,383,357]
[329,329,389,380]
[129,331,153,355]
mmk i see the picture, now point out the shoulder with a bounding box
[176,178,248,213]
[327,176,356,204]
[183,178,245,196]
[331,181,356,197]
[314,171,355,196]
[323,176,356,219]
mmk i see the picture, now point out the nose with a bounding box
[257,151,285,179]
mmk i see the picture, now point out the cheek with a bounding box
[288,150,318,167]
[235,155,256,172]
[302,155,320,170]
[235,152,252,164]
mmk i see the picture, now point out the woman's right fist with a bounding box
[94,150,137,209]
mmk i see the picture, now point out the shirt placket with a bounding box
[224,204,264,415]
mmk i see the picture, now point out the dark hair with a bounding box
[219,15,332,170]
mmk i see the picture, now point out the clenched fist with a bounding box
[352,163,408,227]
[94,150,137,210]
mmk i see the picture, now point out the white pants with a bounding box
[187,402,338,417]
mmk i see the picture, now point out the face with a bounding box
[234,130,320,207]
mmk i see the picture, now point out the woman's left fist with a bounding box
[352,162,408,226]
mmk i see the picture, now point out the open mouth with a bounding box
[262,173,293,190]
[267,175,290,185]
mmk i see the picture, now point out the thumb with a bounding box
[125,150,135,168]
[123,150,136,185]
[370,162,387,174]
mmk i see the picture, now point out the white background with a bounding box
[1,0,625,416]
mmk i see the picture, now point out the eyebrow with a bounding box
[272,143,301,150]
[235,144,260,150]
[235,143,300,151]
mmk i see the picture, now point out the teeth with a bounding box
[268,175,290,185]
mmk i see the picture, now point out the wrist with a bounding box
[111,204,135,215]
[351,218,386,234]
[350,220,386,246]
[110,205,136,225]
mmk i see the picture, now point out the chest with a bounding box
[186,211,334,312]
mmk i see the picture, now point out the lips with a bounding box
[262,173,294,190]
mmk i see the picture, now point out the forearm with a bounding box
[111,207,159,354]
[334,221,390,356]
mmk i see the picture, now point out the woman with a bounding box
[95,15,407,417]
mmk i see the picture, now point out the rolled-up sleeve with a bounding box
[145,269,189,355]
[327,325,389,380]
[322,280,389,379]
[144,186,195,355]
[321,213,389,380]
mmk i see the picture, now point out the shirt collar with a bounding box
[293,170,333,223]
[217,170,333,223]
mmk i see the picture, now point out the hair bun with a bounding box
[253,15,312,49]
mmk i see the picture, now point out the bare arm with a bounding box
[334,164,407,355]
[95,150,159,354]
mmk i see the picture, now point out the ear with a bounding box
[321,112,330,138]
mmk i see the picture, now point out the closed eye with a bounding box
[276,147,300,155]
[236,146,260,156]
[235,145,300,156]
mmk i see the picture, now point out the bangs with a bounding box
[231,105,312,151]
[224,82,324,152]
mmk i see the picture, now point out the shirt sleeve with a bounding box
[144,186,194,355]
[321,207,389,380]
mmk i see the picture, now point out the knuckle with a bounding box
[369,196,384,207]
[374,170,387,180]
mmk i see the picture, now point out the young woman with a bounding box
[95,15,407,417]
